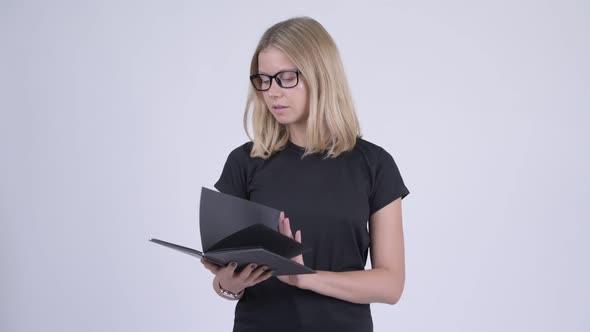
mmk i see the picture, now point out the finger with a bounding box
[252,269,274,284]
[219,261,238,279]
[278,211,285,233]
[201,259,220,274]
[284,218,294,238]
[292,232,304,264]
[279,218,287,236]
[245,265,269,283]
[238,263,259,281]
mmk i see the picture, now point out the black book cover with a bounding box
[150,187,315,276]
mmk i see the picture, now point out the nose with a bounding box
[267,78,283,97]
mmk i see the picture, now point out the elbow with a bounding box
[373,268,405,304]
[383,294,401,305]
[382,284,404,305]
[382,272,405,305]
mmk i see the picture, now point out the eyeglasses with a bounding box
[249,70,301,91]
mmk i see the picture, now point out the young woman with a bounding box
[201,16,410,332]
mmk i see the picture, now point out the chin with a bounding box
[272,114,293,124]
[270,112,307,126]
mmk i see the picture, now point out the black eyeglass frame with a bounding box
[249,69,301,91]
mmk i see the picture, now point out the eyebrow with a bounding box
[257,68,298,75]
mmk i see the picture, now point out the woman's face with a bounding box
[257,47,309,126]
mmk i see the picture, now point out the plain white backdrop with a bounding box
[1,0,589,331]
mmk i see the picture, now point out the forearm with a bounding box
[299,268,404,305]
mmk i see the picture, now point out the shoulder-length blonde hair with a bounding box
[244,16,362,159]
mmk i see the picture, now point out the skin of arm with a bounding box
[201,260,271,301]
[212,274,243,301]
[279,197,406,305]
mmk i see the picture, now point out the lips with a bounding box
[272,105,288,115]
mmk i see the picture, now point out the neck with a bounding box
[287,122,307,148]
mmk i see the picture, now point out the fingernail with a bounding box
[231,262,237,267]
[261,267,268,272]
[250,264,257,269]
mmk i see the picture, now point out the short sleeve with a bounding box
[213,146,250,200]
[369,148,410,215]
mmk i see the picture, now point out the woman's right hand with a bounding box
[201,259,273,294]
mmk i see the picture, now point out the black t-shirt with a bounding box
[214,137,410,332]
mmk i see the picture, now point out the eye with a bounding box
[278,72,297,80]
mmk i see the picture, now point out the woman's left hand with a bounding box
[276,211,307,288]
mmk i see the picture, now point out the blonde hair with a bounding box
[243,16,362,159]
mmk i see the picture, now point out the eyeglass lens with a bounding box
[251,71,298,91]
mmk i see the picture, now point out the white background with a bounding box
[1,0,588,331]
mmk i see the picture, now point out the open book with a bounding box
[149,187,315,276]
